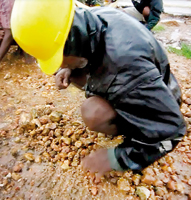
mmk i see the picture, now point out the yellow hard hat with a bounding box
[11,0,74,75]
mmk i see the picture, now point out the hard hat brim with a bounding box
[37,45,63,75]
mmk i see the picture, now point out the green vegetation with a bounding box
[152,25,165,32]
[167,43,191,59]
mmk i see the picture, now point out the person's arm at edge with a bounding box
[146,0,163,30]
[0,29,13,61]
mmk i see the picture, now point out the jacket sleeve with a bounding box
[146,0,163,30]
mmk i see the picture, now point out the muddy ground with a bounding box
[1,14,191,200]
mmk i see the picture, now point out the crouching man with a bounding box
[11,0,186,179]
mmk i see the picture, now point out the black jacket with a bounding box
[132,0,163,30]
[64,7,186,170]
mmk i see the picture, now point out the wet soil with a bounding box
[1,14,191,200]
[155,14,191,48]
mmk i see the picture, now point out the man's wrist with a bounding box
[54,67,63,75]
[107,148,124,171]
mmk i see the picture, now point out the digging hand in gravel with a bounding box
[82,149,112,182]
[55,68,72,89]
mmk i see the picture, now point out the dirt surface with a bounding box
[1,14,191,200]
[155,14,191,48]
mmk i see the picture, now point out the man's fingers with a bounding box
[81,159,86,169]
[63,76,69,87]
[82,158,97,174]
[95,173,102,183]
[55,75,67,89]
[56,76,64,89]
[81,157,91,170]
[55,68,71,90]
[89,168,97,174]
[81,149,112,182]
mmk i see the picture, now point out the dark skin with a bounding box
[55,56,119,180]
[0,28,13,61]
[55,56,88,90]
[142,6,150,20]
[0,29,35,64]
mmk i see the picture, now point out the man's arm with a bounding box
[55,67,88,90]
[0,29,13,61]
[70,68,88,90]
[146,0,163,30]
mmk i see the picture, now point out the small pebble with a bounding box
[136,186,150,200]
[91,186,98,196]
[14,137,21,143]
[24,153,35,161]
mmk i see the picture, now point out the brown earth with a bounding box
[1,14,191,200]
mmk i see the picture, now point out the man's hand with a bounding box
[0,30,4,40]
[82,149,112,181]
[55,68,72,89]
